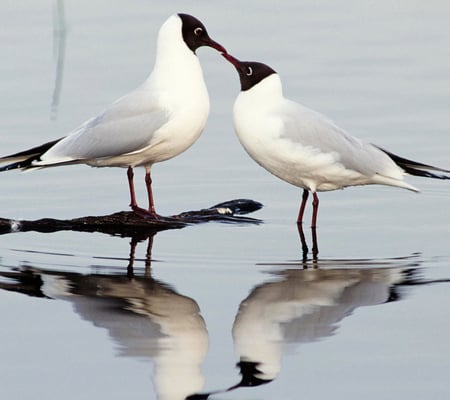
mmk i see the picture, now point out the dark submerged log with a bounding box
[0,199,263,237]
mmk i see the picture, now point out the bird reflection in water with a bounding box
[0,233,208,400]
[188,257,449,399]
[2,238,448,400]
[232,266,416,382]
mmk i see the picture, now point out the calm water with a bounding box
[1,1,449,399]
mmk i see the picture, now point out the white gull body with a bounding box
[1,13,226,216]
[233,73,417,193]
[223,55,449,226]
[41,15,210,168]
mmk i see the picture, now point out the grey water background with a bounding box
[1,1,449,399]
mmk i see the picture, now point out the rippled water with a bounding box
[1,1,449,400]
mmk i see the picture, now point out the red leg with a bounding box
[297,219,319,263]
[311,226,319,262]
[311,192,319,228]
[127,166,138,208]
[296,223,309,263]
[127,166,158,219]
[297,189,309,224]
[145,166,156,215]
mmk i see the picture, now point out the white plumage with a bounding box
[1,14,226,217]
[223,54,450,226]
[233,74,417,193]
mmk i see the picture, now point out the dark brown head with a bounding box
[222,53,277,91]
[178,13,227,54]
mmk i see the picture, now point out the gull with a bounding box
[0,13,226,218]
[223,54,450,227]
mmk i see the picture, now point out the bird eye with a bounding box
[194,27,203,36]
[246,66,253,76]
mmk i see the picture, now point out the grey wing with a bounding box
[281,102,397,177]
[40,88,170,163]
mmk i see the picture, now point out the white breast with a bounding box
[39,14,210,169]
[233,74,413,192]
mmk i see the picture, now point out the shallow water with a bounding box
[1,1,450,400]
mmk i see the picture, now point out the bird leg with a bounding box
[296,223,309,263]
[297,222,319,263]
[127,166,138,209]
[297,189,309,224]
[311,225,319,262]
[311,192,319,228]
[145,166,156,215]
[127,166,158,219]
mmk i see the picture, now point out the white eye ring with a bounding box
[246,66,253,76]
[194,27,203,36]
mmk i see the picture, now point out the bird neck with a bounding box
[145,17,206,97]
[147,48,207,110]
[239,74,283,107]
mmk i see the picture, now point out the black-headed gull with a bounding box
[223,54,450,227]
[0,13,226,218]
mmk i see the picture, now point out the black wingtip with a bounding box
[0,161,32,172]
[0,137,63,171]
[376,146,450,180]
